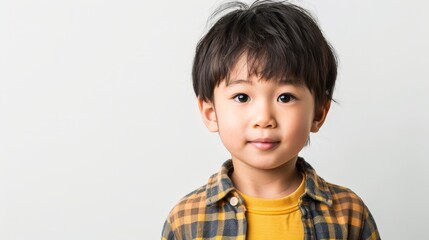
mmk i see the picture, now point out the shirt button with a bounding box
[229,197,239,206]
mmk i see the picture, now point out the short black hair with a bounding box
[192,0,337,110]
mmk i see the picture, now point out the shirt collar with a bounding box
[205,157,333,207]
[296,157,333,206]
[205,160,236,206]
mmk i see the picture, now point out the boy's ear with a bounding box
[198,97,219,132]
[311,100,331,133]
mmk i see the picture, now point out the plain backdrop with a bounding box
[1,0,428,239]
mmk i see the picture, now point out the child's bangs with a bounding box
[223,46,307,87]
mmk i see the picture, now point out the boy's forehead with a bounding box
[229,53,250,77]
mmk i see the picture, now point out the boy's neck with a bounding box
[230,156,302,199]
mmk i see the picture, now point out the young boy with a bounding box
[162,1,380,239]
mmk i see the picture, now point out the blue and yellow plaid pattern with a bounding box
[162,157,380,239]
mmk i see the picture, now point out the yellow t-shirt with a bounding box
[238,176,305,240]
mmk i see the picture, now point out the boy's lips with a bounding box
[248,138,280,151]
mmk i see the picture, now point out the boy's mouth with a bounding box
[248,138,280,151]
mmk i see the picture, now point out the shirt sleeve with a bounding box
[360,205,381,240]
[161,219,176,240]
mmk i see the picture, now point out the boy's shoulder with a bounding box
[297,158,379,239]
[169,183,209,214]
[322,179,370,215]
[163,160,242,239]
[297,158,356,194]
[296,157,370,212]
[164,160,236,222]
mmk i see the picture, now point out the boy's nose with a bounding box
[252,105,277,129]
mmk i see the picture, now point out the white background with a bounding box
[1,0,428,239]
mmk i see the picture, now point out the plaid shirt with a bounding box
[162,157,380,240]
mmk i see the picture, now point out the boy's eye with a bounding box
[277,93,296,103]
[233,94,250,103]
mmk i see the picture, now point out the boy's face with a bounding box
[199,56,330,171]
